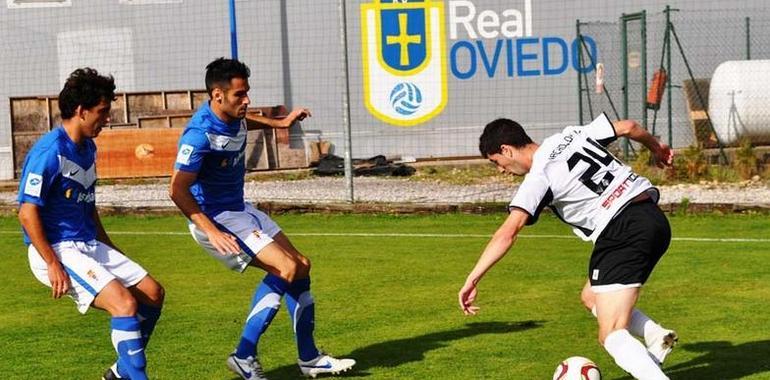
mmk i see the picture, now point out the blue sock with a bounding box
[111,316,147,380]
[234,273,288,359]
[115,303,162,377]
[285,277,320,361]
[137,303,163,345]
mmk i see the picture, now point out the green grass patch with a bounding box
[0,213,768,379]
[408,163,522,186]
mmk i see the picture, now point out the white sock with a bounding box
[604,329,669,380]
[592,306,666,345]
[629,309,668,345]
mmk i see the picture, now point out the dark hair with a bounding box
[58,68,116,119]
[479,118,533,158]
[205,57,251,96]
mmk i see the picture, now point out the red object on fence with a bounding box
[647,68,667,110]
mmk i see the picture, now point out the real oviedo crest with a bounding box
[361,0,447,127]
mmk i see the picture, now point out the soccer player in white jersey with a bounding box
[17,68,165,380]
[458,114,677,380]
[169,58,355,380]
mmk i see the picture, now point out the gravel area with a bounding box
[2,177,768,208]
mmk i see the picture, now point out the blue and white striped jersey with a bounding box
[18,127,98,245]
[175,101,248,216]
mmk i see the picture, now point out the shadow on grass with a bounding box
[615,340,770,380]
[261,320,543,379]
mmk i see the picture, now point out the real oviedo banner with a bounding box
[360,0,597,127]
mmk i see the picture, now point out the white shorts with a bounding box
[189,203,282,272]
[28,240,148,314]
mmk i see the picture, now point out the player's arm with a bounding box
[18,203,70,299]
[458,208,529,315]
[168,169,240,255]
[613,120,673,168]
[245,107,311,130]
[93,208,121,252]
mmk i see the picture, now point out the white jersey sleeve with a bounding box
[584,112,618,146]
[509,172,552,225]
[562,112,618,147]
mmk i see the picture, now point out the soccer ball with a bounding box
[552,356,601,380]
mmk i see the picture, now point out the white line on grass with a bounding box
[0,230,767,242]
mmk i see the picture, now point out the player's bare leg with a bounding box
[103,276,165,380]
[581,280,676,365]
[270,232,310,276]
[130,275,165,307]
[249,238,309,282]
[93,281,148,380]
[250,235,355,378]
[595,287,668,380]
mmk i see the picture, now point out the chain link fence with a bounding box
[2,0,769,203]
[579,7,770,160]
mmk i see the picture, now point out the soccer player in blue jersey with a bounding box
[17,68,165,380]
[169,58,355,380]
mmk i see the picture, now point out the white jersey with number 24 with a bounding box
[509,113,659,242]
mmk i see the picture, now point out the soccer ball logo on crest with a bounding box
[390,82,423,116]
[552,356,601,380]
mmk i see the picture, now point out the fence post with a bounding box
[745,17,751,60]
[641,10,648,132]
[338,0,354,203]
[665,6,672,147]
[228,0,238,59]
[621,13,629,158]
[576,19,584,125]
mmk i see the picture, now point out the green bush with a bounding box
[733,138,758,180]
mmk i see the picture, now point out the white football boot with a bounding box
[647,330,678,365]
[298,352,356,378]
[227,352,269,380]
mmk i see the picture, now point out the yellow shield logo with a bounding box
[361,0,447,127]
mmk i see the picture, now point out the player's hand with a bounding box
[458,280,480,316]
[47,261,70,299]
[653,143,674,168]
[286,107,311,125]
[207,229,241,256]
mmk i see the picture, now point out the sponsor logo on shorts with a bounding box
[592,269,600,280]
[86,269,98,281]
[253,230,262,239]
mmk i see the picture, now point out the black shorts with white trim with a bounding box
[589,198,671,288]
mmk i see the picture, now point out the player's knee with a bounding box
[580,288,595,311]
[148,283,165,306]
[111,292,139,316]
[296,255,311,276]
[279,259,300,283]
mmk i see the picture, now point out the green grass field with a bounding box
[1,212,769,379]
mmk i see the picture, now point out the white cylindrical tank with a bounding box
[709,60,770,145]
